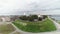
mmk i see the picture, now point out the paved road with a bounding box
[11,17,60,34]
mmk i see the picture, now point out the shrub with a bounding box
[42,15,47,19]
[38,17,42,21]
[31,15,38,19]
[19,15,47,21]
[28,15,38,21]
[19,15,28,20]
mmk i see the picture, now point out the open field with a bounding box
[0,24,15,34]
[13,18,56,33]
[13,31,21,34]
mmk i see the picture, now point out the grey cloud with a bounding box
[0,0,60,15]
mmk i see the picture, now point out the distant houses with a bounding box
[0,16,10,22]
[0,16,19,22]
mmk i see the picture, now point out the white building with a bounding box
[38,14,43,18]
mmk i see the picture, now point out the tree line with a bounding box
[19,15,47,21]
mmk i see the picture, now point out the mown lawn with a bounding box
[0,24,15,34]
[13,18,56,33]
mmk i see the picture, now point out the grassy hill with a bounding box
[13,18,56,33]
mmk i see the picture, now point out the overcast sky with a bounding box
[0,0,60,15]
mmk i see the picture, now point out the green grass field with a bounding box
[13,18,56,33]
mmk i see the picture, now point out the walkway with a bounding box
[48,17,60,31]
